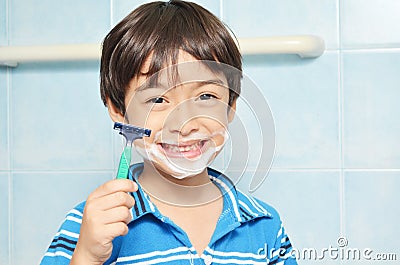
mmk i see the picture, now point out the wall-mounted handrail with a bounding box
[0,35,325,67]
[0,44,101,67]
[239,35,325,57]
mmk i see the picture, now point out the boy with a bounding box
[41,1,297,264]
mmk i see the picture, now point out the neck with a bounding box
[138,160,222,207]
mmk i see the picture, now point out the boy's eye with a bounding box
[149,97,165,104]
[199,94,217,100]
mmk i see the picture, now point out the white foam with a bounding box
[134,130,229,179]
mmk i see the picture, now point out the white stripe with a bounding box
[211,257,266,265]
[67,209,83,217]
[55,229,79,239]
[66,216,82,224]
[239,200,258,217]
[120,253,192,265]
[249,196,269,215]
[204,247,264,260]
[117,247,191,262]
[277,224,283,238]
[130,207,134,220]
[210,176,242,222]
[44,250,72,260]
[241,192,268,216]
[143,192,156,212]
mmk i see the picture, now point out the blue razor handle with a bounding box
[113,122,151,179]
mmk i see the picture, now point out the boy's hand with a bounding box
[70,179,137,265]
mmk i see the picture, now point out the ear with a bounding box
[106,97,125,123]
[228,99,237,123]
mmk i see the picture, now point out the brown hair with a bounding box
[100,0,242,115]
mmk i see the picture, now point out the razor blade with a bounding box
[113,122,151,144]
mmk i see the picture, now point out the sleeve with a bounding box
[268,222,298,265]
[39,202,85,265]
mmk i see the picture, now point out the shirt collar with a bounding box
[127,163,273,223]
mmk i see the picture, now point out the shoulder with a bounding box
[40,201,86,264]
[235,188,285,238]
[235,190,296,254]
[68,201,86,215]
[62,201,86,224]
[236,188,281,222]
[56,200,86,235]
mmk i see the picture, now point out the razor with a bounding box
[113,122,151,179]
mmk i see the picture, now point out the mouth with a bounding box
[158,139,209,159]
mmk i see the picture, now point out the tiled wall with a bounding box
[1,0,399,264]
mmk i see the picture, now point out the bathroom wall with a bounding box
[1,0,399,264]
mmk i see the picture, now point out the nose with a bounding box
[166,101,200,136]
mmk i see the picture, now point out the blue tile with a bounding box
[240,52,340,169]
[111,0,152,25]
[10,0,110,45]
[187,0,220,17]
[344,171,400,257]
[343,52,400,169]
[0,69,8,170]
[112,0,221,26]
[224,93,274,173]
[10,62,114,170]
[0,173,9,265]
[341,0,400,48]
[11,171,113,265]
[230,170,341,265]
[0,0,6,45]
[223,0,338,49]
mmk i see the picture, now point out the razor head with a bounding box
[113,122,151,143]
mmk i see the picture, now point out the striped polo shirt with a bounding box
[41,163,297,265]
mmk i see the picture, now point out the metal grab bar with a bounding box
[0,35,325,67]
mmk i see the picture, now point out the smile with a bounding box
[158,140,208,159]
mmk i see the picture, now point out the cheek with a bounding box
[126,105,166,133]
[125,96,158,127]
[203,105,231,126]
[210,128,228,146]
[201,119,229,151]
[133,138,146,149]
[144,111,167,127]
[203,114,229,133]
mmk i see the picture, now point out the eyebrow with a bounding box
[136,78,227,92]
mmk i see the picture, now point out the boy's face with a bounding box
[115,51,235,179]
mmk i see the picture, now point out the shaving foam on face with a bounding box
[134,130,229,179]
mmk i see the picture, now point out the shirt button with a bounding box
[204,255,212,265]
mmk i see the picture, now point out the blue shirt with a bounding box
[41,163,297,265]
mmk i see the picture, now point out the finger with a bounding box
[89,179,138,200]
[94,191,136,211]
[101,206,133,225]
[84,192,135,214]
[104,222,130,240]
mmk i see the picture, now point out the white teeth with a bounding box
[163,142,201,153]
